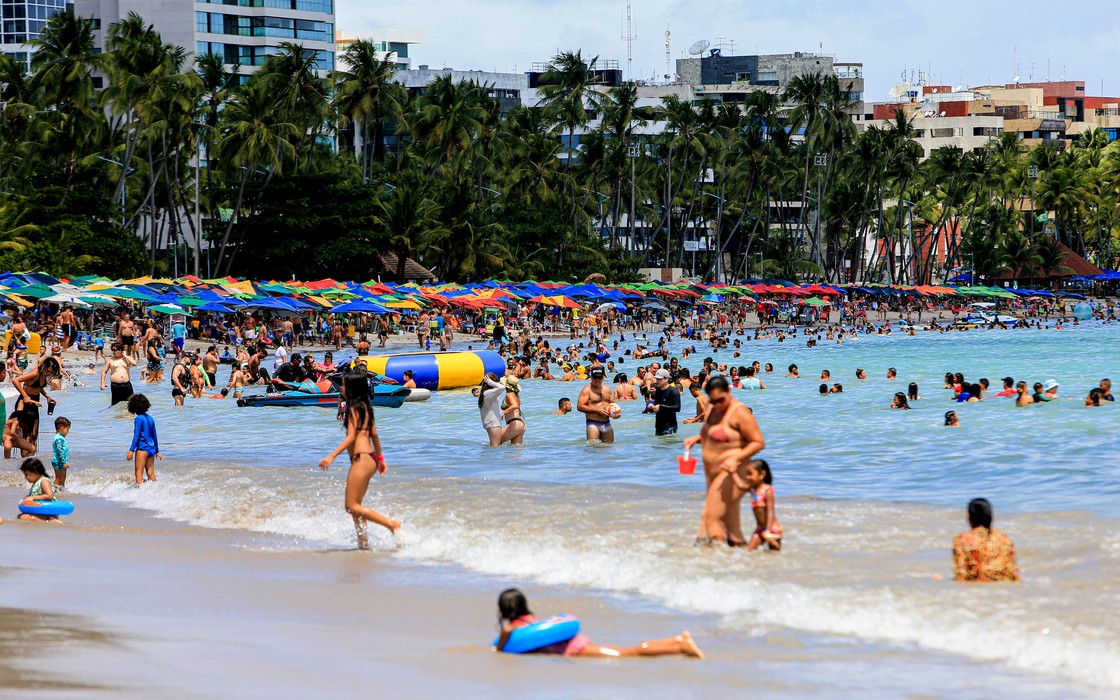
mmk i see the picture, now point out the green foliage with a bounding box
[4,12,1117,284]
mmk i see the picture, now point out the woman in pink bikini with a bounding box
[683,376,766,546]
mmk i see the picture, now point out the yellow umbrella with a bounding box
[384,300,423,310]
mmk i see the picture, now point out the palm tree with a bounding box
[373,175,447,281]
[536,50,604,172]
[334,41,405,178]
[213,79,298,272]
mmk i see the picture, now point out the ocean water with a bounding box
[45,322,1120,694]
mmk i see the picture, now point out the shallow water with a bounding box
[40,321,1120,694]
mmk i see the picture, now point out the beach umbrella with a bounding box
[527,295,582,309]
[701,293,725,303]
[594,302,627,313]
[40,293,92,307]
[329,299,392,314]
[641,301,670,312]
[7,284,55,299]
[148,304,190,315]
[195,303,235,313]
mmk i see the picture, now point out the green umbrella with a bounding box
[148,304,192,315]
[175,296,209,307]
[803,296,829,306]
[6,284,55,299]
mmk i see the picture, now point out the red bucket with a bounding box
[677,455,697,475]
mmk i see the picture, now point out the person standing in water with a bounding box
[649,369,681,436]
[13,356,61,451]
[500,375,526,445]
[319,372,400,549]
[477,373,507,446]
[577,367,615,443]
[683,376,765,546]
[100,343,136,406]
[126,394,162,487]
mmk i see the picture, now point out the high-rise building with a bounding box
[73,0,336,73]
[1,0,67,68]
[335,28,419,69]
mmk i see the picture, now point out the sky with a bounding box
[338,0,1120,101]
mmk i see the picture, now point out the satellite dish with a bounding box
[688,39,711,56]
[888,82,910,99]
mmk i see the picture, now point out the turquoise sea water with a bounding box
[41,321,1120,695]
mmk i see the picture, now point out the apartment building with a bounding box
[73,0,337,72]
[1,0,66,68]
[335,28,420,69]
[674,51,865,116]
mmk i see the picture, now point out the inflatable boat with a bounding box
[236,379,412,409]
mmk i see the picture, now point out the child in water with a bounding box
[743,460,782,551]
[18,457,62,522]
[126,394,162,487]
[319,371,400,549]
[495,588,703,659]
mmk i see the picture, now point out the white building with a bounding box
[73,0,337,73]
[1,0,67,68]
[335,28,419,69]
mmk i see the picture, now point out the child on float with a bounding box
[126,394,162,487]
[495,588,703,659]
[18,457,62,522]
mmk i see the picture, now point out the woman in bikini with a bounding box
[500,375,526,445]
[13,356,61,451]
[682,376,765,546]
[319,371,400,549]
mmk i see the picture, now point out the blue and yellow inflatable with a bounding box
[358,351,505,391]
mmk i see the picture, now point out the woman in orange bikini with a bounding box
[319,371,400,549]
[683,376,766,546]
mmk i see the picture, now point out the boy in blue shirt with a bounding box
[52,416,72,489]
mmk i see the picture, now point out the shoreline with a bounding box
[0,486,1109,699]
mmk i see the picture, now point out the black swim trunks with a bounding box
[111,381,134,406]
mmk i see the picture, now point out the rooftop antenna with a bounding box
[621,1,637,81]
[664,26,672,80]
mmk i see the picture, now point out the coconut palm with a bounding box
[334,41,405,178]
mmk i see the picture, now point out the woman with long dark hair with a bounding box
[319,371,400,548]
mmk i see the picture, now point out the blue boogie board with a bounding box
[495,615,581,654]
[18,500,75,517]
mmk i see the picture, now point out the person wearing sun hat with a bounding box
[1043,379,1060,400]
[499,375,525,445]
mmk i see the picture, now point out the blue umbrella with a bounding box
[329,299,391,314]
[196,303,235,313]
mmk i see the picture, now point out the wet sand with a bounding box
[1,486,1103,699]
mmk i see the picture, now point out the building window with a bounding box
[735,72,750,81]
[757,70,777,82]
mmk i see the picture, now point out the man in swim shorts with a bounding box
[577,367,614,443]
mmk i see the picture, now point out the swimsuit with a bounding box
[111,381,134,406]
[751,484,782,539]
[585,418,612,433]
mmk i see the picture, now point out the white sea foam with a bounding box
[70,466,1120,689]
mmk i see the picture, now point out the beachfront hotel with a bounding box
[73,0,337,73]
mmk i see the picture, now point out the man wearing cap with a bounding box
[578,367,615,442]
[650,369,681,436]
[994,377,1017,397]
